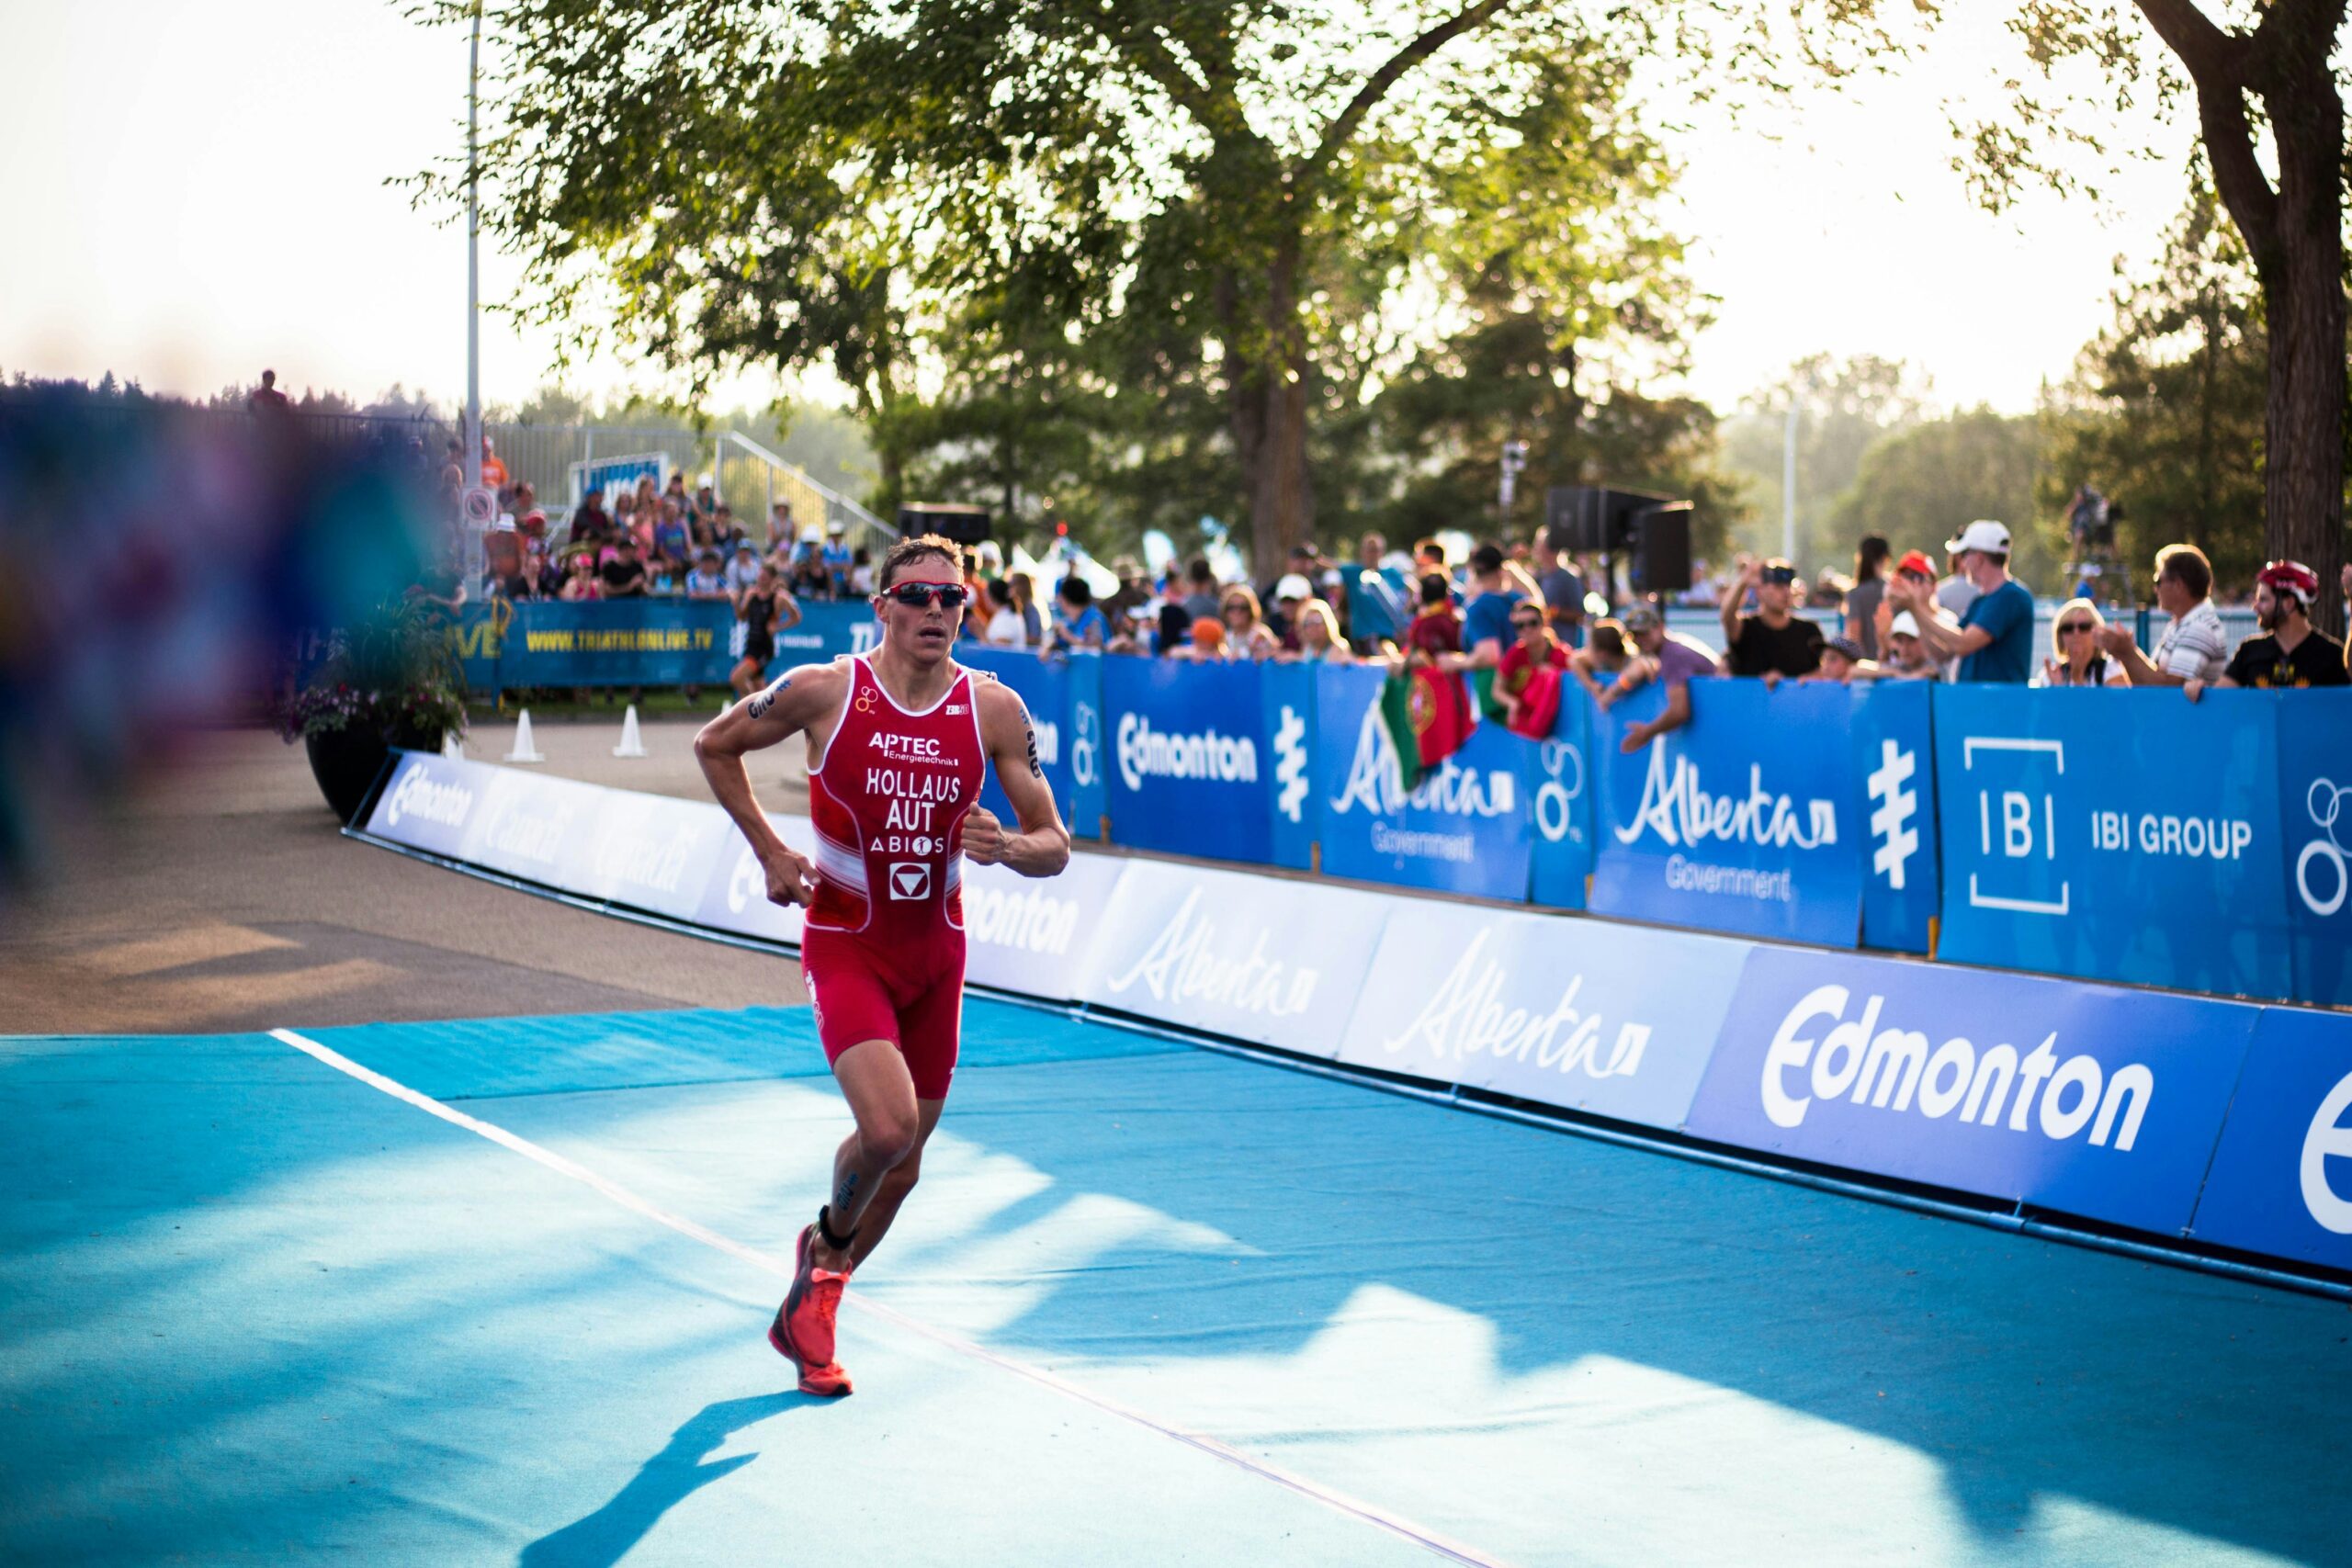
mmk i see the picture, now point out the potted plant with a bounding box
[277,595,469,823]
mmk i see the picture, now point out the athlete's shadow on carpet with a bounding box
[519,1390,814,1567]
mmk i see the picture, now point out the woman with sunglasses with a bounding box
[1219,584,1281,661]
[2034,598,2128,687]
[695,536,1071,1398]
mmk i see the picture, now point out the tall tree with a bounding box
[425,0,1689,567]
[1716,355,1933,570]
[2039,176,2273,590]
[1827,409,2053,588]
[1806,1,2348,629]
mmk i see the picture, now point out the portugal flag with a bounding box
[1380,668,1476,792]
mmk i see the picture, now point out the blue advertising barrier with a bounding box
[1525,690,1594,911]
[2188,1006,2352,1271]
[1263,662,1318,871]
[498,600,741,686]
[1685,944,2260,1236]
[1849,679,1938,954]
[1102,656,1274,864]
[1336,900,1751,1129]
[1312,667,1532,900]
[2274,692,2352,1007]
[1590,680,1863,947]
[1067,650,1106,837]
[956,645,1079,830]
[768,601,876,671]
[1932,687,2291,999]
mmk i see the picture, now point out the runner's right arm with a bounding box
[693,662,846,906]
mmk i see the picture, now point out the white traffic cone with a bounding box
[612,704,648,758]
[441,730,466,761]
[504,709,546,763]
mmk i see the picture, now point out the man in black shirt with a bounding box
[600,536,651,598]
[2191,559,2347,696]
[1719,557,1824,683]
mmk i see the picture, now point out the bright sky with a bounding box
[0,0,2197,418]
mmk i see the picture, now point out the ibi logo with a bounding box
[1959,735,2067,916]
[1273,705,1309,824]
[1866,739,1920,890]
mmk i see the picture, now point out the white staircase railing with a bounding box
[714,430,891,551]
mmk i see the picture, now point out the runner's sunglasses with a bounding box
[883,582,970,609]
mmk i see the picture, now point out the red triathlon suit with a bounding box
[800,654,987,1100]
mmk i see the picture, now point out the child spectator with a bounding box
[1406,572,1463,662]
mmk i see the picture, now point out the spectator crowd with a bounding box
[437,438,2352,742]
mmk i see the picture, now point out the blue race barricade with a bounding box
[1263,661,1318,871]
[956,645,1079,830]
[1850,679,1938,954]
[1589,679,1864,946]
[2188,1004,2352,1270]
[2274,691,2352,1007]
[769,601,876,670]
[1525,690,1595,910]
[1683,943,2260,1235]
[1102,656,1275,864]
[1335,900,1750,1128]
[1932,686,2291,999]
[1313,666,1532,901]
[500,599,740,686]
[1067,650,1107,838]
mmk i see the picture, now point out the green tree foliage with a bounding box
[1715,355,1931,570]
[1826,408,2052,588]
[2038,177,2270,592]
[424,0,1710,570]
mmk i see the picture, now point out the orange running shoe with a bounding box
[769,1223,853,1397]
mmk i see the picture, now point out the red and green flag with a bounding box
[1379,667,1476,792]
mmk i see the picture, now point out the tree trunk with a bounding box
[2258,122,2346,637]
[1247,233,1314,572]
[1217,265,1267,554]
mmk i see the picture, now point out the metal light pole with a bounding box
[464,1,482,495]
[1780,395,1799,565]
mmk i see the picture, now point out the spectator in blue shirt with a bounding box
[1049,576,1110,649]
[1886,519,2034,682]
[821,526,854,595]
[1347,531,1409,647]
[1443,543,1529,673]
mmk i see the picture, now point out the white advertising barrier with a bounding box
[1073,857,1392,1056]
[370,751,745,927]
[959,852,1125,999]
[1337,902,1753,1130]
[366,751,1123,1004]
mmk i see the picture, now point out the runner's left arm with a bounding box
[965,682,1071,877]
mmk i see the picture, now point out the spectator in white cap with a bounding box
[1880,611,1941,680]
[2188,558,2347,696]
[2098,542,2226,687]
[1272,571,1315,652]
[1886,520,2034,682]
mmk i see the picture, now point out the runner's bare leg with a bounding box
[810,1041,922,1270]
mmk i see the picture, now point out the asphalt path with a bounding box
[4,715,810,1035]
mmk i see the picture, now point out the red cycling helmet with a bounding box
[2256,558,2319,605]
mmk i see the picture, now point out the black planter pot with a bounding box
[304,720,447,825]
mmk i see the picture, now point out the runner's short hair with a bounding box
[879,535,965,591]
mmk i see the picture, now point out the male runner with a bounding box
[695,535,1070,1396]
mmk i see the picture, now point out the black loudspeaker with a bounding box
[1627,502,1692,597]
[899,502,991,545]
[1544,485,1675,554]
